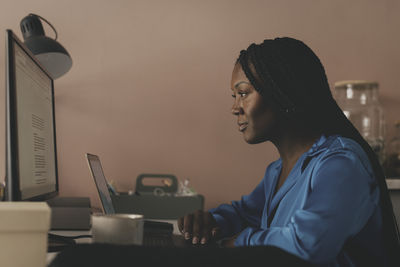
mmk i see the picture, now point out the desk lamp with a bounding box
[20,13,72,79]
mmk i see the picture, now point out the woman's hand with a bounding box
[220,231,241,247]
[221,237,236,248]
[177,210,220,245]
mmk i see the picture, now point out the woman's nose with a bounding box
[231,100,240,115]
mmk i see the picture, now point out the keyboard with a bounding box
[48,233,76,252]
[143,234,175,247]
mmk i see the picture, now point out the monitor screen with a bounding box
[5,29,58,201]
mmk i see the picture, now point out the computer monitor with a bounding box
[4,29,58,201]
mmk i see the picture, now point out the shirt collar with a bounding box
[273,134,338,171]
[306,134,339,157]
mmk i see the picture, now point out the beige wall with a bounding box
[0,0,399,210]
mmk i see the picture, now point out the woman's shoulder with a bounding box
[327,135,364,151]
[323,135,368,160]
[304,134,367,163]
[316,134,374,177]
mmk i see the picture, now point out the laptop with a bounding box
[85,153,191,247]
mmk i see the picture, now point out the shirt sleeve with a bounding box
[234,150,380,264]
[209,170,268,238]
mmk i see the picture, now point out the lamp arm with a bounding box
[28,13,58,40]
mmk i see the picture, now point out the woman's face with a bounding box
[230,63,280,144]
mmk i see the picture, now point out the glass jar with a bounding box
[334,80,385,164]
[383,121,400,178]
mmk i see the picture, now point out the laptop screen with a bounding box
[86,153,115,214]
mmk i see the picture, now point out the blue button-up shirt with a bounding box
[210,135,386,266]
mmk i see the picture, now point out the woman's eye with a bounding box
[231,92,247,98]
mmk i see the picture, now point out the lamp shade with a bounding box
[20,14,72,79]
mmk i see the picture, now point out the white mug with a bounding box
[91,214,144,245]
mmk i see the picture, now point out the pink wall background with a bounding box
[0,0,399,210]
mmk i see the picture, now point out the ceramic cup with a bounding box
[91,214,144,245]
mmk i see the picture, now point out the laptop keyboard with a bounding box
[143,234,175,247]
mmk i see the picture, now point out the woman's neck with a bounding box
[271,131,320,193]
[275,133,319,167]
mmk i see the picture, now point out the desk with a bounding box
[46,220,179,265]
[47,230,91,264]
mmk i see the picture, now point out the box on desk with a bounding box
[47,197,91,230]
[111,174,204,219]
[0,202,50,267]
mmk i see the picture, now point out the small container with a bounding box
[384,121,400,178]
[334,80,386,163]
[0,202,51,267]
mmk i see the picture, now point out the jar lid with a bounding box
[334,80,378,90]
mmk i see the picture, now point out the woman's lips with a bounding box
[238,123,248,132]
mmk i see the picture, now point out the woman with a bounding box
[178,37,400,266]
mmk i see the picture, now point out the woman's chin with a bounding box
[243,135,258,144]
[243,133,268,144]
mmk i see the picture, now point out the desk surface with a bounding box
[46,219,179,265]
[387,179,400,190]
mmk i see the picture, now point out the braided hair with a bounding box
[237,37,400,266]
